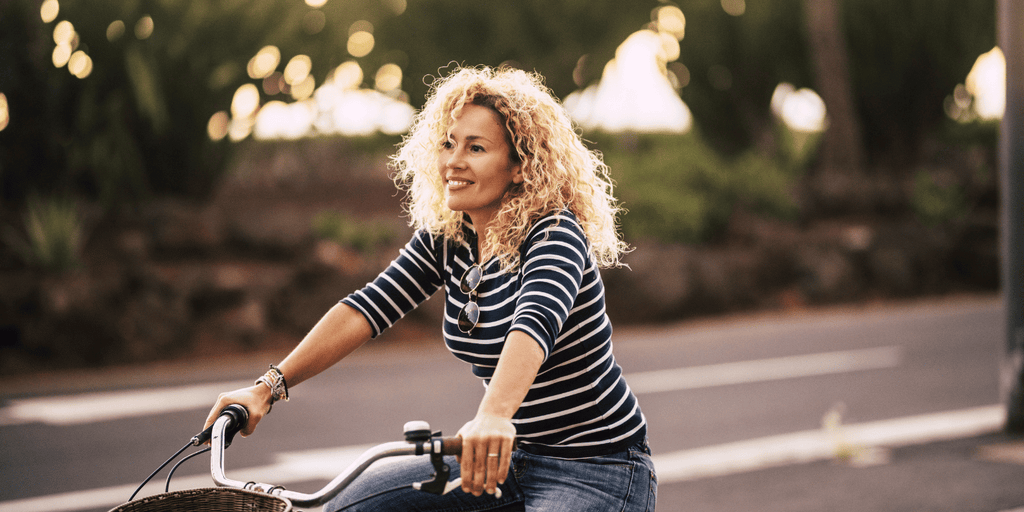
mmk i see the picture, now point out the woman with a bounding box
[204,66,656,511]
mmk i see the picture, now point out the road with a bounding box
[0,295,1010,511]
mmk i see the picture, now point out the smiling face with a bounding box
[439,103,523,230]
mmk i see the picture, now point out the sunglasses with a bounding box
[458,264,482,333]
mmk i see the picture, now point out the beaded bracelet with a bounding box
[255,364,289,410]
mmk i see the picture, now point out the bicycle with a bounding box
[110,405,493,511]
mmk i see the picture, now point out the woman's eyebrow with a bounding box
[459,134,494,144]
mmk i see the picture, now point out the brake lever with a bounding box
[409,433,502,499]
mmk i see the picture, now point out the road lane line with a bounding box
[626,346,902,394]
[652,404,1005,483]
[0,380,251,426]
[0,405,1004,512]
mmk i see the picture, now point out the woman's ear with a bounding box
[511,163,525,185]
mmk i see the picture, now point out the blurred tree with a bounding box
[374,0,655,103]
[0,0,995,213]
[0,0,383,209]
[843,0,995,167]
[803,0,865,173]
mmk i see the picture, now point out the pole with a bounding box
[999,0,1024,433]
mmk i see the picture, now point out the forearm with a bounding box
[277,302,373,388]
[458,330,544,495]
[477,330,545,419]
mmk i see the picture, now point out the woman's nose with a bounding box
[446,148,466,169]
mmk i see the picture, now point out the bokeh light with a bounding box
[565,29,692,133]
[107,20,125,42]
[207,111,230,141]
[291,75,316,100]
[53,20,75,45]
[305,0,328,7]
[655,5,685,40]
[946,46,1006,123]
[229,115,255,142]
[248,46,281,79]
[721,0,746,16]
[303,10,326,34]
[0,93,9,132]
[68,50,93,79]
[332,61,364,90]
[375,63,403,92]
[135,16,154,40]
[52,44,72,68]
[283,54,313,85]
[382,0,407,15]
[231,83,261,119]
[966,46,1005,120]
[40,0,59,23]
[263,72,285,95]
[771,83,827,133]
[348,31,375,58]
[255,100,315,140]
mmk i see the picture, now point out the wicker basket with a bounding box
[108,487,292,512]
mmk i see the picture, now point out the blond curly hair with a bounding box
[391,65,628,271]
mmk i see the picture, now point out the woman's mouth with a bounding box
[447,179,473,187]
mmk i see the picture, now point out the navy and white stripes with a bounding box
[342,210,646,458]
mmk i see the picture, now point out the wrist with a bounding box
[255,364,289,411]
[253,381,273,401]
[474,409,514,423]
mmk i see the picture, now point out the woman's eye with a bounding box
[470,145,484,153]
[441,140,454,150]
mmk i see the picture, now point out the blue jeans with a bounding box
[324,438,657,512]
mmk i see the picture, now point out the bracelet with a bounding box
[255,364,289,408]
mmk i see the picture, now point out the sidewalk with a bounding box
[658,430,1024,512]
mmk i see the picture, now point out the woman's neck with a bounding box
[468,213,496,263]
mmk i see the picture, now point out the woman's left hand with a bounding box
[456,413,516,496]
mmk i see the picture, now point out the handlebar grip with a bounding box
[192,404,249,447]
[439,436,462,455]
[220,404,248,448]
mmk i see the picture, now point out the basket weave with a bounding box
[108,487,292,512]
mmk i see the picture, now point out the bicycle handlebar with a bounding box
[207,408,475,508]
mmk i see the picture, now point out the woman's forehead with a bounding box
[445,104,506,139]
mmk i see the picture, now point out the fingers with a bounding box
[456,416,516,496]
[484,440,503,495]
[203,387,268,440]
[458,434,512,496]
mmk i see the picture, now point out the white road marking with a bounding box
[0,380,251,426]
[0,347,901,426]
[0,405,1004,512]
[652,404,1005,483]
[626,346,902,394]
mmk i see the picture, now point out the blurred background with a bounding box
[0,0,1002,374]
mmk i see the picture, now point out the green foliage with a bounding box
[0,0,996,218]
[911,170,967,227]
[595,132,800,244]
[5,197,84,274]
[312,211,396,253]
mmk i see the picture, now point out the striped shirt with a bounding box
[342,210,647,458]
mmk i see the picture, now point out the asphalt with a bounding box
[658,430,1024,512]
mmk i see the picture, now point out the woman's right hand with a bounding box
[203,383,273,437]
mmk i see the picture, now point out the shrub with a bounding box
[312,211,396,253]
[5,197,84,274]
[594,132,801,244]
